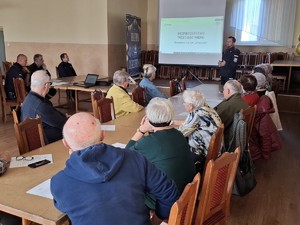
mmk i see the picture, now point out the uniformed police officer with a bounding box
[218,36,240,88]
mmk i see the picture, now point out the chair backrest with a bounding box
[2,61,12,75]
[132,85,146,106]
[13,115,46,155]
[0,71,6,101]
[94,97,116,123]
[195,147,240,225]
[240,106,257,142]
[168,173,201,225]
[181,77,187,91]
[12,105,21,124]
[91,90,104,118]
[13,77,27,104]
[203,124,224,174]
[56,66,61,78]
[170,80,182,97]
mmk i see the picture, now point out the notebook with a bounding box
[73,74,99,88]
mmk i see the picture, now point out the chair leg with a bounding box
[2,104,7,123]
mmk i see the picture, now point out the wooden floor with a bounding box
[1,86,300,224]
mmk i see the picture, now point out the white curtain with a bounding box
[229,0,297,46]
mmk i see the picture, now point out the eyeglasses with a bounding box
[16,156,34,161]
[45,81,53,85]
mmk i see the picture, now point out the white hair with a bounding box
[143,64,156,78]
[182,90,206,108]
[113,70,129,86]
[146,97,174,125]
[30,70,50,90]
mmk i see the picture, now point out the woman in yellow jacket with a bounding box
[106,70,143,118]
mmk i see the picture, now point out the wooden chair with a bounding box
[271,52,289,91]
[2,61,12,75]
[91,90,104,118]
[13,77,27,104]
[13,114,46,155]
[170,80,182,97]
[0,71,18,123]
[203,124,224,175]
[240,106,257,143]
[132,85,146,106]
[181,76,187,91]
[92,93,116,123]
[168,173,201,225]
[194,147,240,225]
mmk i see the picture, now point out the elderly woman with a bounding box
[241,75,260,106]
[139,64,167,103]
[126,97,196,209]
[106,70,143,118]
[176,90,222,172]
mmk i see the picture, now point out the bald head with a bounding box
[63,113,103,152]
[16,54,27,67]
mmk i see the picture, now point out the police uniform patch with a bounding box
[233,55,238,63]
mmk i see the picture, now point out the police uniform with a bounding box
[220,46,240,85]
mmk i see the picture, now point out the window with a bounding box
[228,0,297,47]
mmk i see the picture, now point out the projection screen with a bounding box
[158,0,227,66]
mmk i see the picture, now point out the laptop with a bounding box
[73,74,99,88]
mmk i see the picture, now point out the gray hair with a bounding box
[252,72,266,89]
[31,70,50,90]
[182,90,206,108]
[113,70,129,86]
[146,97,174,125]
[225,79,242,94]
[143,64,156,78]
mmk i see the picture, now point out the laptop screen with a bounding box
[84,74,99,84]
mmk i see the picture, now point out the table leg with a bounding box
[75,90,78,112]
[22,218,31,225]
[287,66,292,93]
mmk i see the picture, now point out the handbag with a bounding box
[232,148,257,196]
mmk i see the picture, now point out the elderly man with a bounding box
[20,70,67,143]
[27,53,56,98]
[214,79,249,131]
[50,112,179,225]
[106,70,143,118]
[4,54,30,100]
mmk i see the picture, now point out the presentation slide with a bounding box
[159,16,224,65]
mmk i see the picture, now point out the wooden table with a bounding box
[0,83,222,225]
[271,59,300,93]
[51,75,136,112]
[0,141,69,225]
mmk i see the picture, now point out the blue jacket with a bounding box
[139,78,167,102]
[20,91,67,143]
[50,144,179,225]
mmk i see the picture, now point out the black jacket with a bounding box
[5,63,27,100]
[57,62,77,77]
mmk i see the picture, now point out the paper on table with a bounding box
[26,179,53,199]
[51,81,70,86]
[10,154,53,168]
[101,125,116,131]
[112,143,126,148]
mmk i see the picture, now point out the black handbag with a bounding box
[232,149,257,196]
